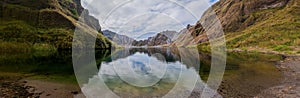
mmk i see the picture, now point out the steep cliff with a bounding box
[0,0,112,50]
[173,0,300,53]
[102,30,135,46]
[132,31,177,46]
[210,0,290,32]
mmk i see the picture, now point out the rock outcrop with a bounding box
[200,0,289,33]
[132,31,177,46]
[102,30,135,46]
[172,0,299,51]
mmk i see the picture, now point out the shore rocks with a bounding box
[0,79,37,97]
[256,56,300,97]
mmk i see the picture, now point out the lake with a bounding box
[0,48,283,97]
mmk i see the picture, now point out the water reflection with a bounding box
[78,48,213,98]
[74,48,283,98]
[0,48,283,97]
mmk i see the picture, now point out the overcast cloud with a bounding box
[81,0,218,40]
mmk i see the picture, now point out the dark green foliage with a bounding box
[0,20,72,49]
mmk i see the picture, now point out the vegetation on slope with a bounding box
[0,0,113,52]
[195,0,300,54]
[226,0,300,54]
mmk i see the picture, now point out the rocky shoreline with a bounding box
[0,75,81,98]
[0,75,38,97]
[23,79,81,98]
[256,56,300,97]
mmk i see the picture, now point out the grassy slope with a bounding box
[227,0,300,54]
[199,0,300,54]
[0,0,113,51]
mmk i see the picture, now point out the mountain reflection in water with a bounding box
[73,48,282,98]
[77,48,219,98]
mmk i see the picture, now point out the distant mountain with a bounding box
[136,32,157,40]
[160,30,179,41]
[132,33,170,46]
[102,30,135,46]
[132,30,178,46]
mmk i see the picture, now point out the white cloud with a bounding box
[81,0,214,39]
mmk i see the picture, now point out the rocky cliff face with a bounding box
[147,33,171,46]
[201,0,290,32]
[0,0,112,49]
[159,31,179,41]
[102,30,135,46]
[132,31,177,46]
[173,0,300,52]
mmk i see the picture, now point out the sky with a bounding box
[81,0,219,40]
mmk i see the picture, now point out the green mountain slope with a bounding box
[225,0,300,54]
[0,0,112,52]
[175,0,299,54]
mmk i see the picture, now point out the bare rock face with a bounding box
[147,33,171,46]
[102,30,135,46]
[132,34,170,46]
[172,0,291,47]
[160,31,179,41]
[211,0,289,32]
[132,31,177,46]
